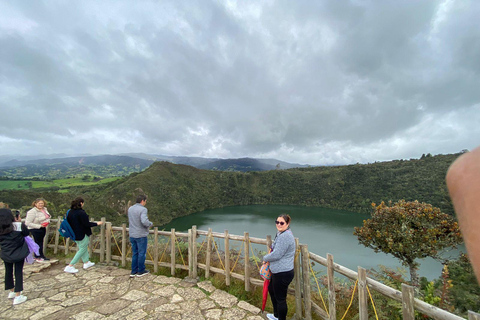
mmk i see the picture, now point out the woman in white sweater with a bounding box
[25,198,51,262]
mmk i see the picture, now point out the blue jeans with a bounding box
[130,237,147,274]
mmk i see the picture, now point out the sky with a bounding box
[1,1,479,166]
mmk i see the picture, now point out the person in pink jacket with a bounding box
[25,198,51,262]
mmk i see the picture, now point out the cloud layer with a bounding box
[1,0,479,165]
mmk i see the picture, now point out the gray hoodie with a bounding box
[263,228,295,273]
[127,203,153,238]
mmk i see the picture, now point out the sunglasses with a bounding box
[275,220,285,226]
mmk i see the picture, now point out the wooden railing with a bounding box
[43,218,479,320]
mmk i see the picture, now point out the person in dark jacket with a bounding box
[64,197,103,274]
[0,208,29,305]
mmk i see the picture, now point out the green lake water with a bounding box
[161,204,464,280]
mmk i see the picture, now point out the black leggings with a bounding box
[268,269,295,320]
[4,260,25,292]
[29,228,46,258]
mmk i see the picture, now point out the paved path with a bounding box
[0,260,266,320]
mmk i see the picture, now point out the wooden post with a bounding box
[192,225,197,279]
[206,228,212,278]
[121,223,127,267]
[99,217,106,262]
[266,235,272,251]
[294,238,302,319]
[402,283,415,320]
[188,228,192,277]
[170,228,175,276]
[43,223,50,255]
[358,267,368,320]
[153,227,159,273]
[327,253,336,320]
[469,311,480,320]
[225,230,230,286]
[54,216,61,254]
[106,222,112,263]
[301,244,312,320]
[244,232,250,292]
[88,218,94,257]
[65,237,70,255]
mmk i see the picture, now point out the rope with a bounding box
[175,237,187,266]
[309,262,329,317]
[212,240,226,271]
[367,285,379,320]
[340,280,358,320]
[249,242,261,272]
[158,238,170,264]
[111,231,122,256]
[230,242,243,272]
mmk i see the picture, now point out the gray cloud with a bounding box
[1,0,479,165]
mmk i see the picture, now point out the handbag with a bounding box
[260,262,272,280]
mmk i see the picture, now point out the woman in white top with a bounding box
[25,198,51,262]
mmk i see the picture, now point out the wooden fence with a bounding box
[43,218,479,320]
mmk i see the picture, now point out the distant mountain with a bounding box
[120,153,308,171]
[0,153,308,179]
[0,155,154,179]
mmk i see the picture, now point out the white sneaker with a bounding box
[64,265,79,273]
[8,291,16,299]
[266,314,278,320]
[13,295,27,305]
[83,261,95,269]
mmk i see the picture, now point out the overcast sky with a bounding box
[1,1,479,165]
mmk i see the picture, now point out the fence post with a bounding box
[225,230,230,286]
[402,283,415,320]
[469,311,480,320]
[54,216,61,254]
[153,227,159,273]
[358,267,368,320]
[188,228,192,277]
[301,244,312,320]
[88,217,94,257]
[43,223,50,255]
[121,223,127,267]
[100,217,106,262]
[327,253,336,320]
[192,225,198,279]
[106,222,111,263]
[65,237,70,255]
[294,238,302,320]
[206,228,212,278]
[244,232,250,292]
[170,228,176,276]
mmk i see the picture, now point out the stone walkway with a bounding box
[0,260,266,320]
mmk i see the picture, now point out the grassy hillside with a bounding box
[0,152,462,226]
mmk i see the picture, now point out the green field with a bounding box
[0,177,121,192]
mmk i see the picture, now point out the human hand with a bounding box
[97,221,104,225]
[446,145,480,282]
[41,221,49,227]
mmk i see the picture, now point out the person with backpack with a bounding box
[0,208,30,305]
[63,197,103,274]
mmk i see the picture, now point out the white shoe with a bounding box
[13,295,27,305]
[8,291,16,299]
[64,265,79,273]
[266,314,278,320]
[83,261,95,269]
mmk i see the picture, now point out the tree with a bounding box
[353,200,462,286]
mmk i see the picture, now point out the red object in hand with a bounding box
[41,222,50,227]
